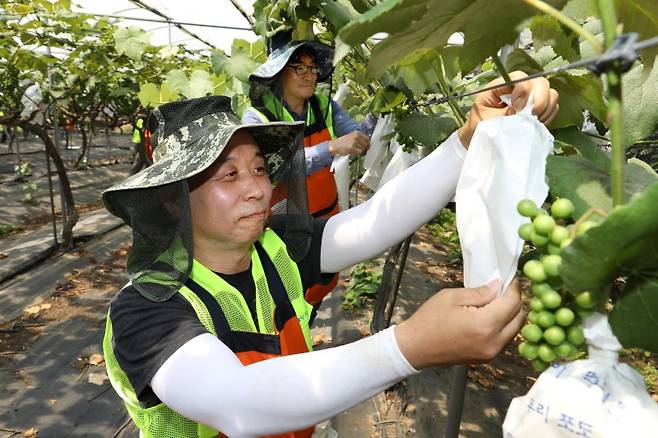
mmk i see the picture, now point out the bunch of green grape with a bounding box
[516,198,598,372]
[0,64,20,107]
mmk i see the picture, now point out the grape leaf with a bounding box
[562,0,597,20]
[164,70,189,96]
[112,26,150,61]
[368,86,406,113]
[322,0,356,33]
[392,48,442,95]
[335,0,429,63]
[348,0,372,13]
[137,82,178,107]
[529,15,579,62]
[546,155,658,217]
[210,40,261,83]
[622,58,658,147]
[158,46,179,58]
[365,0,568,78]
[548,71,606,129]
[552,127,610,172]
[609,275,658,353]
[396,112,457,148]
[505,48,543,73]
[547,155,613,216]
[137,83,160,107]
[616,0,658,72]
[559,182,658,295]
[186,70,214,98]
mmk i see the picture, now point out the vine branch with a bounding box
[228,0,254,26]
[596,0,625,207]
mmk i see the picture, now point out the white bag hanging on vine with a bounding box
[376,138,424,190]
[455,94,553,294]
[331,155,350,211]
[360,114,394,191]
[503,313,658,437]
[333,81,351,106]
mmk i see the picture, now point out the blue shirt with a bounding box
[242,99,375,175]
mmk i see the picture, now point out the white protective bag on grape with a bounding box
[503,313,658,437]
[376,138,424,191]
[360,114,395,191]
[456,95,553,294]
[330,155,351,211]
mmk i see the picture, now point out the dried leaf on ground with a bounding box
[88,353,105,366]
[24,305,41,315]
[312,332,332,346]
[88,372,108,385]
[24,427,38,437]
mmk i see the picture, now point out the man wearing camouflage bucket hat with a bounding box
[243,39,376,316]
[103,70,558,437]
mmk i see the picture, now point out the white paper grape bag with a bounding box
[503,313,658,437]
[376,137,424,191]
[456,95,553,294]
[330,155,350,211]
[360,114,394,191]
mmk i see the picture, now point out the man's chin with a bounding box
[240,221,267,242]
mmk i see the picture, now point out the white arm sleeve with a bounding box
[151,327,417,437]
[321,131,467,273]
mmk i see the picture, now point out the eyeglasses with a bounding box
[287,64,319,76]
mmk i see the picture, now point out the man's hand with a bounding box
[394,279,525,369]
[328,131,370,156]
[458,71,559,148]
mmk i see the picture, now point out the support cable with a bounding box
[127,0,217,48]
[419,34,658,107]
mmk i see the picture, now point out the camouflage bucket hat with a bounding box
[102,96,310,302]
[249,40,334,84]
[103,96,304,200]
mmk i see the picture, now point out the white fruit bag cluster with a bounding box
[359,114,395,191]
[455,95,553,294]
[360,114,423,192]
[503,313,658,437]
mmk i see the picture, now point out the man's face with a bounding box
[281,54,318,101]
[188,130,273,250]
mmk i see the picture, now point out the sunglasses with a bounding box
[287,64,319,76]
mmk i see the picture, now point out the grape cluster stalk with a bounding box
[516,198,599,372]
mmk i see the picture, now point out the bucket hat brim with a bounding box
[102,113,304,216]
[249,40,334,83]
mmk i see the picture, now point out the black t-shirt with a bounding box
[109,219,332,405]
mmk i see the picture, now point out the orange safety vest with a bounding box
[185,241,314,438]
[266,95,340,306]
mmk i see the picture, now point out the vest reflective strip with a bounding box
[254,93,336,141]
[182,229,313,348]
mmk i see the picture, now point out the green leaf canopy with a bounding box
[336,0,568,78]
[113,26,150,61]
[559,181,658,294]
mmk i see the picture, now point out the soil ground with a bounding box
[0,132,656,438]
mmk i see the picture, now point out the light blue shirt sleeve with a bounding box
[305,141,332,175]
[241,108,267,124]
[241,103,371,175]
[331,100,377,137]
[306,100,378,175]
[331,100,359,137]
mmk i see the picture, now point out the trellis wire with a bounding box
[419,35,658,107]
